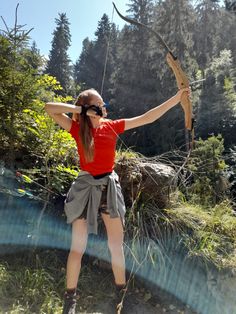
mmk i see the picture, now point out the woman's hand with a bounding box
[176,87,191,103]
[76,106,82,114]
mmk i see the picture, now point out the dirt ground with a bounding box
[76,275,197,314]
[0,259,198,314]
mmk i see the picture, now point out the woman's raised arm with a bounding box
[124,88,189,131]
[44,102,81,132]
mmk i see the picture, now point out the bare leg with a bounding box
[66,218,88,289]
[101,213,126,285]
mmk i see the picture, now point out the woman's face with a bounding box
[89,92,107,118]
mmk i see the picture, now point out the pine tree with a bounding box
[74,14,118,101]
[46,13,72,95]
[111,0,162,155]
[25,41,43,70]
[74,37,95,91]
[0,10,39,168]
[193,0,222,74]
[218,3,236,65]
[147,0,197,152]
[196,49,236,146]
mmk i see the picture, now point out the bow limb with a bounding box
[112,2,172,54]
[112,2,194,134]
[166,53,192,131]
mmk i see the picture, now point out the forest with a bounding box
[1,0,236,160]
[0,0,236,313]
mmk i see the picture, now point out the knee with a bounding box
[69,246,86,259]
[108,239,124,254]
[70,219,88,256]
[70,233,87,258]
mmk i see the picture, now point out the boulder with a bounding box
[115,157,177,209]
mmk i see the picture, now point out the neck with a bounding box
[90,116,102,128]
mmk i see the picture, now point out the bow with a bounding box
[112,2,194,148]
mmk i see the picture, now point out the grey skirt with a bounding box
[64,171,126,234]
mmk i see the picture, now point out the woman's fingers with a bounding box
[181,87,191,94]
[178,87,191,99]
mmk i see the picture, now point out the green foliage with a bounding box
[115,148,140,160]
[49,165,79,194]
[186,135,228,206]
[20,90,78,193]
[0,13,50,168]
[197,50,236,146]
[0,35,39,159]
[36,74,63,92]
[0,11,80,195]
[4,72,78,195]
[0,252,118,314]
[1,7,236,311]
[0,255,64,314]
[167,200,236,268]
[17,163,79,197]
[22,101,75,161]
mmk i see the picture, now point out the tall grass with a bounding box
[166,200,236,268]
[0,251,64,314]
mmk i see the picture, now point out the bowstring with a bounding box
[99,5,162,187]
[100,5,166,289]
[100,5,115,97]
[101,11,189,191]
[101,4,172,189]
[99,4,195,290]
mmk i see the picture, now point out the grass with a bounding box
[0,251,193,314]
[0,249,119,314]
[0,251,65,314]
[115,149,236,270]
[115,148,141,161]
[0,268,62,313]
[164,199,236,269]
[1,148,236,312]
[1,200,235,313]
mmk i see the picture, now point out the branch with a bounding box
[14,3,19,31]
[0,16,10,33]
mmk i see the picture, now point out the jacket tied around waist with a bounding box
[64,171,126,234]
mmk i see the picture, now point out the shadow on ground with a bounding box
[76,270,197,314]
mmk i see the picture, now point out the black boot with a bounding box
[115,284,128,314]
[62,289,77,314]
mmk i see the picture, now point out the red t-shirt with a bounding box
[69,119,125,176]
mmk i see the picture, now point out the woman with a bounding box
[44,87,189,314]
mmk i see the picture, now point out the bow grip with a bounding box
[166,52,193,130]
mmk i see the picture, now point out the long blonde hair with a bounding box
[72,89,100,163]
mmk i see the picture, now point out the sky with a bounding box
[0,0,225,64]
[0,0,127,63]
